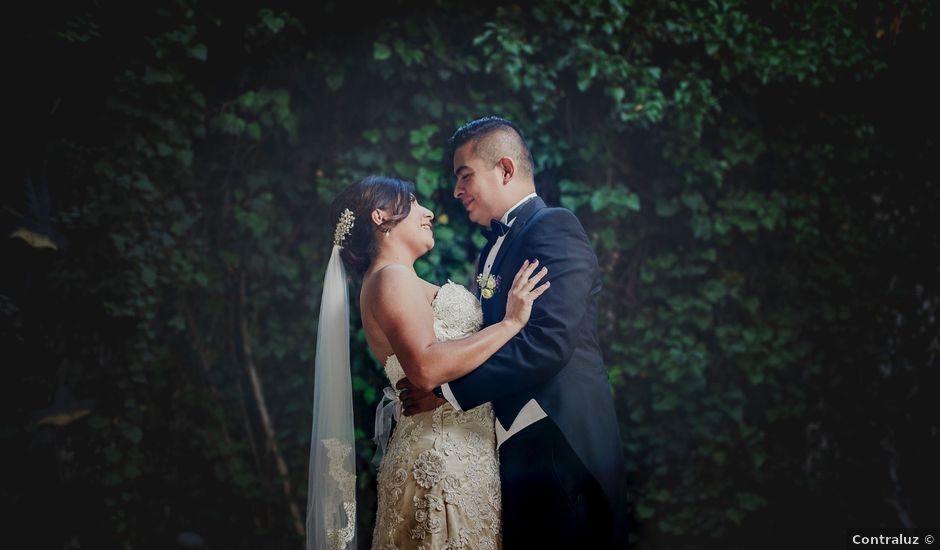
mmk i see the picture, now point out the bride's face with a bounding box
[393,195,435,254]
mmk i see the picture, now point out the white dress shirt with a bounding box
[440,193,547,447]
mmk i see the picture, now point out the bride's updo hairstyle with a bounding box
[331,175,416,278]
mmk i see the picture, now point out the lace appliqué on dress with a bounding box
[372,281,500,549]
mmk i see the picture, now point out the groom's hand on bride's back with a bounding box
[397,378,446,416]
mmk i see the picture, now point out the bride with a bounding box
[307,175,549,550]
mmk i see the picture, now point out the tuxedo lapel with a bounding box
[489,197,546,276]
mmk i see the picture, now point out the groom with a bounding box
[399,116,626,547]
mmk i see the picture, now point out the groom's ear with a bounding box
[497,157,515,184]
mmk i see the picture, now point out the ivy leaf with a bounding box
[189,43,208,62]
[143,66,174,84]
[416,168,439,198]
[260,10,285,34]
[610,86,626,104]
[362,129,382,144]
[239,91,256,108]
[636,503,655,519]
[123,426,143,444]
[326,73,344,91]
[374,42,391,61]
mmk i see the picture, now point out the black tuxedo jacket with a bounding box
[448,196,625,511]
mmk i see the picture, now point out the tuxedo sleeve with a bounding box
[447,208,598,410]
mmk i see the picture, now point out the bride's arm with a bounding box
[371,262,548,392]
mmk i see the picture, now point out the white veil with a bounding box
[306,237,357,550]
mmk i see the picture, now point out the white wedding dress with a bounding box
[372,281,502,550]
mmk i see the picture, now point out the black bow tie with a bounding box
[481,219,512,243]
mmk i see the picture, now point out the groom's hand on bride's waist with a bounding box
[396,378,446,416]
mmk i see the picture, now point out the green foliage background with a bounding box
[5,1,938,548]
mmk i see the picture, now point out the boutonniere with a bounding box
[476,273,501,300]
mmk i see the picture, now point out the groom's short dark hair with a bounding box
[448,116,535,178]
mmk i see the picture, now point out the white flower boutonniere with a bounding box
[476,273,501,300]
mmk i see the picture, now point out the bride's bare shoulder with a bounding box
[365,264,415,291]
[362,265,416,301]
[362,265,438,308]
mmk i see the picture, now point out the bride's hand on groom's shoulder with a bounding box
[503,259,551,330]
[397,378,446,416]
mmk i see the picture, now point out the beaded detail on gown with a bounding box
[372,281,501,550]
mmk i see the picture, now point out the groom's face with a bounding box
[452,142,504,226]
